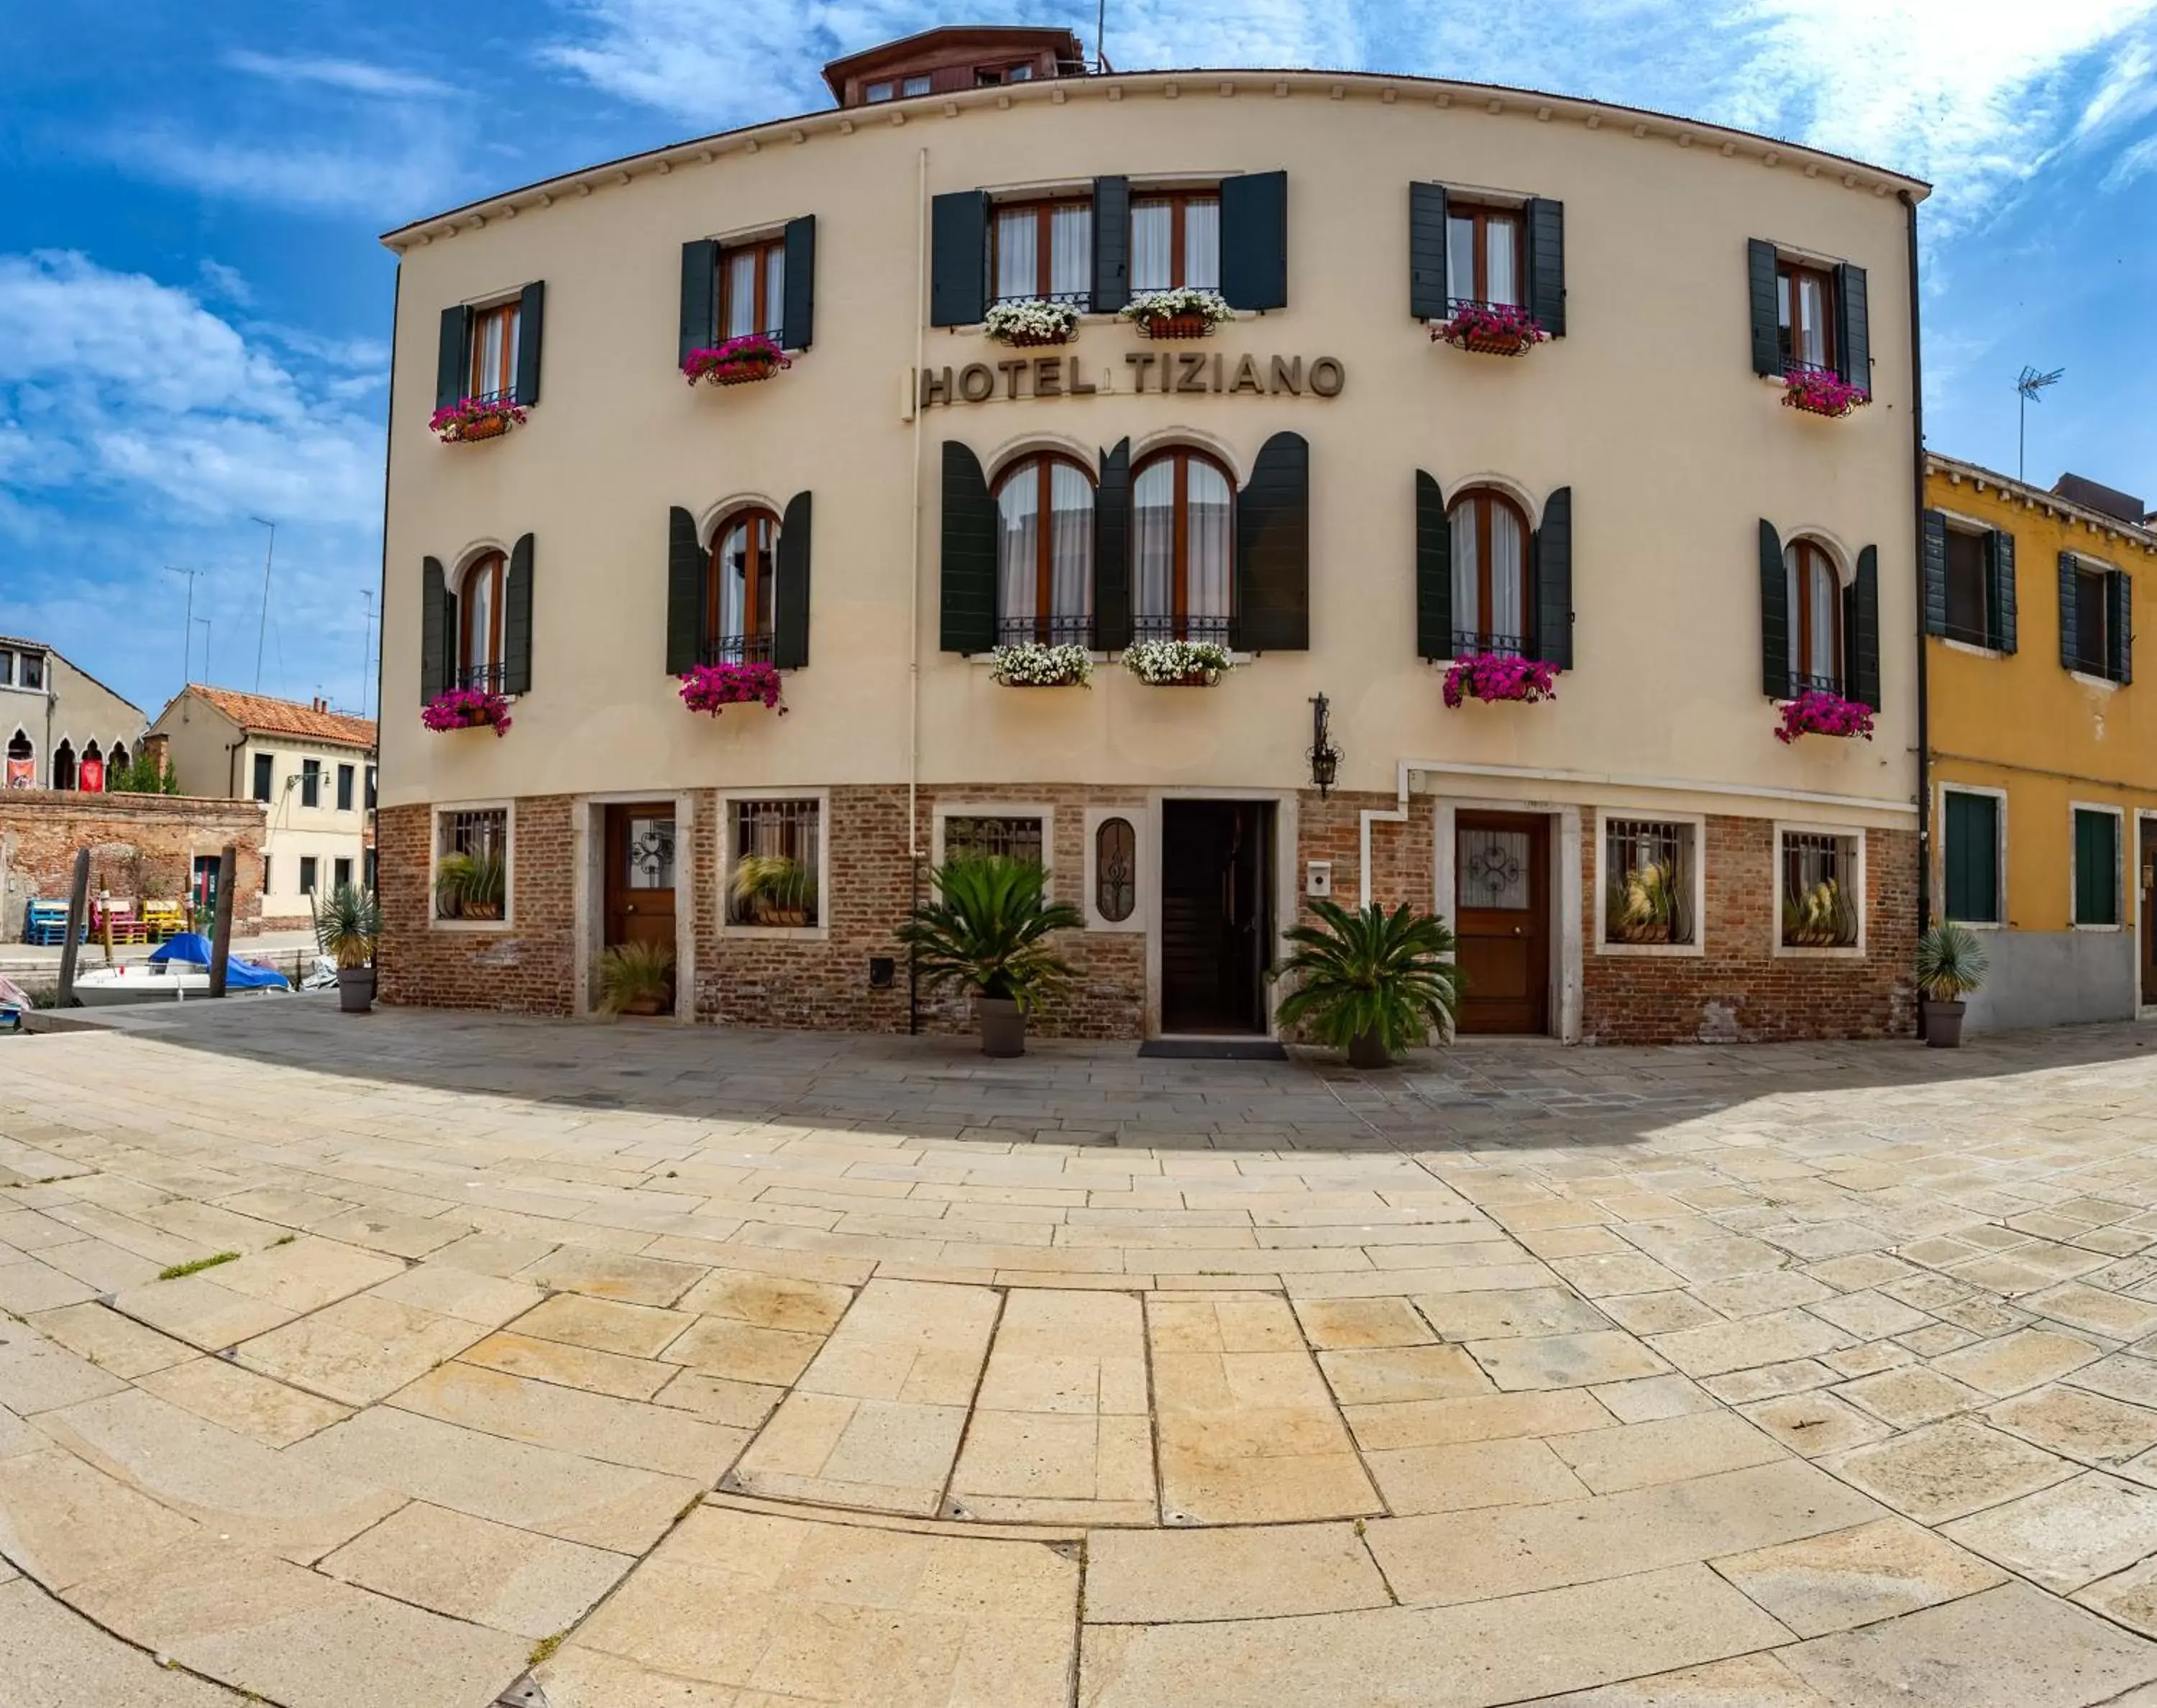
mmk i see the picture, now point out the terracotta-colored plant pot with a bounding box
[1142,313,1212,339]
[457,413,510,440]
[1450,331,1534,357]
[1146,671,1222,687]
[710,360,779,386]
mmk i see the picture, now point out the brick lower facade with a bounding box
[0,791,266,942]
[378,785,1915,1044]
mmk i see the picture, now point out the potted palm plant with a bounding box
[316,883,380,1013]
[598,940,676,1016]
[894,856,1083,1055]
[1273,900,1464,1068]
[1915,920,1988,1047]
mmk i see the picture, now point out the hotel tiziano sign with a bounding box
[915,352,1345,410]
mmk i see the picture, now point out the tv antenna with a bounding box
[250,516,277,691]
[2016,365,2063,484]
[164,566,206,686]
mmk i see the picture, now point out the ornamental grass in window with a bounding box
[984,298,1081,347]
[989,643,1093,687]
[1121,638,1234,686]
[1442,653,1557,707]
[429,396,528,444]
[1773,689,1873,744]
[1608,860,1684,945]
[679,661,787,715]
[1781,367,1869,418]
[1430,303,1549,358]
[421,687,513,737]
[435,852,506,921]
[1782,877,1858,948]
[682,334,792,387]
[1119,288,1235,340]
[732,855,817,927]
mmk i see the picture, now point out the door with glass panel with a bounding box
[1454,812,1550,1034]
[603,803,677,968]
[2143,818,2157,1008]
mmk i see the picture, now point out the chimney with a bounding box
[311,695,326,712]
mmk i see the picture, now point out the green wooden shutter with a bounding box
[435,306,471,408]
[1409,183,1449,321]
[503,534,534,696]
[1987,529,2018,654]
[1534,487,1574,669]
[2076,809,2120,925]
[1943,791,2000,924]
[666,507,702,675]
[1759,519,1790,697]
[930,192,989,327]
[1415,470,1451,660]
[1235,431,1309,651]
[1095,439,1132,652]
[513,283,544,406]
[781,216,816,351]
[678,240,718,367]
[1851,544,1881,710]
[1834,262,1870,392]
[1747,239,1780,377]
[773,491,812,670]
[1219,170,1288,311]
[1920,510,1948,636]
[1526,198,1565,337]
[420,557,448,703]
[1092,177,1130,314]
[2059,551,2080,671]
[2111,570,2133,685]
[940,441,996,652]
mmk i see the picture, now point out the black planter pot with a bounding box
[977,996,1026,1057]
[1923,998,1966,1048]
[1347,1029,1390,1070]
[337,966,375,1014]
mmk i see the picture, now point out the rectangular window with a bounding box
[1943,791,2001,924]
[730,799,821,927]
[19,653,42,690]
[365,766,377,809]
[902,73,931,96]
[0,649,12,686]
[993,198,1092,303]
[334,857,352,891]
[298,855,318,895]
[262,855,273,894]
[336,763,355,812]
[2075,568,2111,676]
[2076,809,2120,926]
[1603,819,1695,947]
[1776,260,1836,372]
[467,299,521,403]
[1445,203,1522,311]
[300,758,321,809]
[436,807,508,922]
[1780,830,1861,948]
[945,814,1045,866]
[251,752,273,802]
[364,849,377,892]
[1130,192,1221,293]
[718,236,786,341]
[864,80,893,102]
[1943,528,1989,647]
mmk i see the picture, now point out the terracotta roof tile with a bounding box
[188,686,376,750]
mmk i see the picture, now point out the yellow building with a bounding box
[1925,455,2155,1028]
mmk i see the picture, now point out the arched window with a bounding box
[456,551,506,692]
[994,454,1094,647]
[1095,817,1136,922]
[81,740,104,793]
[107,743,128,785]
[705,508,781,664]
[6,728,32,789]
[1133,449,1234,643]
[1785,538,1844,694]
[1449,488,1531,656]
[52,739,75,791]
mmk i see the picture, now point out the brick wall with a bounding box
[0,791,265,942]
[1581,815,1918,1044]
[1294,788,1435,919]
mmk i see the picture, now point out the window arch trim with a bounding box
[993,452,1096,648]
[1446,485,1534,658]
[704,505,784,665]
[1131,445,1237,644]
[1784,534,1847,694]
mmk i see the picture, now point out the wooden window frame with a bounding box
[1130,190,1221,290]
[1941,525,1992,649]
[467,300,519,403]
[993,454,1095,646]
[300,758,321,809]
[705,508,781,664]
[2073,566,2113,679]
[1788,538,1844,692]
[718,236,785,341]
[1446,202,1524,309]
[1447,487,1533,656]
[1775,259,1838,375]
[992,196,1092,303]
[457,551,507,690]
[1132,447,1236,642]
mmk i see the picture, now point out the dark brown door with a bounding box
[1454,812,1550,1034]
[603,803,677,955]
[1160,800,1275,1033]
[2141,819,2157,1007]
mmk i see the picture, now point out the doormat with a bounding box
[1138,1038,1289,1061]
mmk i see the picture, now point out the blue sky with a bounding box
[5,1,2157,719]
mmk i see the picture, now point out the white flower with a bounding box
[989,643,1094,687]
[983,298,1081,343]
[1121,638,1235,684]
[1119,288,1235,332]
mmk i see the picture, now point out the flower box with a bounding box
[1122,638,1235,687]
[989,643,1093,687]
[1120,288,1235,340]
[984,298,1081,347]
[430,397,527,444]
[1774,689,1874,744]
[1443,653,1557,707]
[421,688,513,737]
[1432,304,1549,358]
[679,661,787,716]
[684,336,791,388]
[1781,367,1869,418]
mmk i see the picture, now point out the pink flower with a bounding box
[1442,652,1559,708]
[1781,368,1869,418]
[679,661,787,715]
[682,336,792,385]
[421,688,512,737]
[1774,690,1874,744]
[429,396,528,442]
[1431,303,1549,354]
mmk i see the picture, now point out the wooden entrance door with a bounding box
[1160,800,1275,1033]
[2141,819,2157,1008]
[1453,812,1550,1034]
[603,803,677,958]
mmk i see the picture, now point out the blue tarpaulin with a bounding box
[147,933,291,990]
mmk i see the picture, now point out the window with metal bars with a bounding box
[1603,819,1693,946]
[436,808,508,922]
[944,814,1045,867]
[1780,830,1860,948]
[731,799,820,927]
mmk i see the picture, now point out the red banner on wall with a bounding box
[4,758,32,789]
[78,758,105,793]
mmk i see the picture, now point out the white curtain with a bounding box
[1446,215,1475,308]
[1049,462,1094,625]
[473,311,505,399]
[1797,275,1828,368]
[996,208,1037,299]
[1132,201,1172,293]
[723,250,758,337]
[763,247,784,336]
[1450,500,1524,650]
[1183,199,1220,290]
[1133,460,1174,624]
[719,521,750,640]
[1784,545,1840,685]
[1811,556,1839,686]
[1187,462,1232,624]
[1450,504,1478,646]
[1050,203,1091,298]
[462,569,493,673]
[997,472,1040,631]
[1485,214,1519,307]
[1489,500,1524,642]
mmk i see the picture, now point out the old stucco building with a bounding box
[375,24,1925,1043]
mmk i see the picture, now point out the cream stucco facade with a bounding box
[377,52,1928,1042]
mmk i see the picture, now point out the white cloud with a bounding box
[224,49,454,100]
[196,258,253,306]
[117,128,460,215]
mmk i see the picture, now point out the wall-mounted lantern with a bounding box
[1307,694,1342,798]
